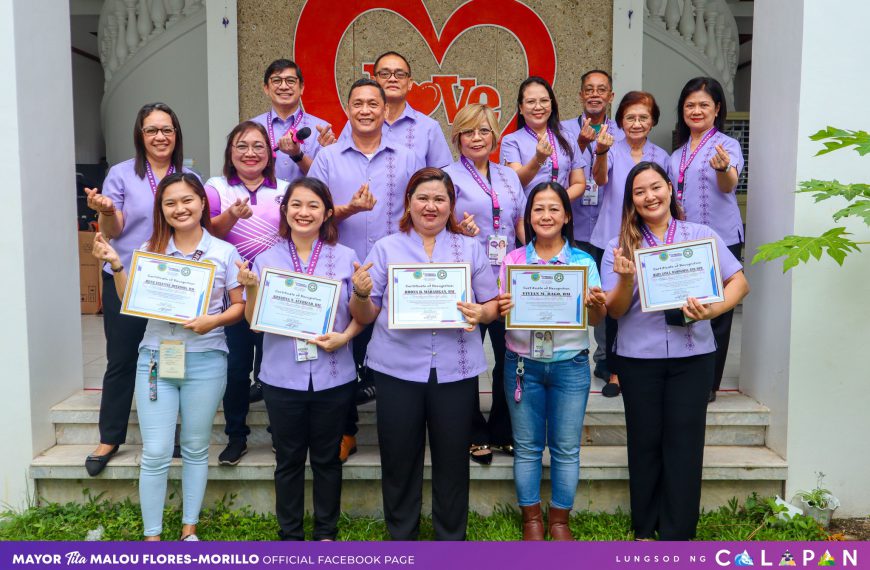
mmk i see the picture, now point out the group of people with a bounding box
[83,51,749,543]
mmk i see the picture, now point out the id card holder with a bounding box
[295,339,318,361]
[582,181,599,206]
[531,331,554,359]
[487,234,508,266]
[158,340,186,379]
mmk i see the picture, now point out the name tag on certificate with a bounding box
[582,182,598,206]
[159,340,186,379]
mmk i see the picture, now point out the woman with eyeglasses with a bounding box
[82,102,197,477]
[443,104,527,466]
[204,121,290,466]
[500,77,586,200]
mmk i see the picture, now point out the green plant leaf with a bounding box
[751,228,861,271]
[809,127,870,156]
[798,180,870,202]
[832,199,870,226]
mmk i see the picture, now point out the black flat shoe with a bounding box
[469,444,493,465]
[602,381,621,398]
[708,390,717,403]
[85,445,119,477]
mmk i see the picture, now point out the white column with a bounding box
[611,0,645,100]
[743,0,870,516]
[0,0,83,508]
[205,0,239,177]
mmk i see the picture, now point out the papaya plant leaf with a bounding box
[809,127,870,156]
[832,199,870,226]
[751,228,861,272]
[797,180,870,202]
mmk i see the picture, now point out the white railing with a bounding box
[97,0,204,89]
[644,0,740,99]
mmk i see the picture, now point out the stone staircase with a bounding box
[31,389,786,515]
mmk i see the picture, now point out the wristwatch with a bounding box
[715,162,733,173]
[290,151,305,163]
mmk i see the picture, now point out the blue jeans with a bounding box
[134,348,227,537]
[504,350,591,510]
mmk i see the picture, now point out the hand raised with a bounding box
[351,261,374,297]
[612,247,636,278]
[84,187,116,215]
[316,123,336,147]
[91,232,121,266]
[578,117,596,148]
[229,197,253,220]
[709,143,731,171]
[458,211,479,237]
[278,131,301,156]
[535,132,554,163]
[235,259,259,287]
[349,183,377,213]
[595,124,614,154]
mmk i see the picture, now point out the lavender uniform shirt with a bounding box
[252,240,360,391]
[100,159,198,273]
[590,138,670,250]
[363,229,499,383]
[499,127,586,196]
[561,115,624,242]
[250,108,330,182]
[668,131,745,245]
[600,220,742,359]
[443,160,527,278]
[307,136,423,262]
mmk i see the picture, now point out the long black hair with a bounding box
[523,181,575,248]
[133,102,184,179]
[515,76,574,162]
[675,77,727,146]
[618,161,684,259]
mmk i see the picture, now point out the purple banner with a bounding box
[0,541,866,570]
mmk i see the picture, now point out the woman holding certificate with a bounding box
[496,182,606,541]
[601,162,749,540]
[669,77,745,402]
[443,103,527,465]
[236,177,363,541]
[91,172,245,541]
[350,168,499,541]
[82,103,196,476]
[589,91,669,398]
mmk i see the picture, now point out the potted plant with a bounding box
[793,472,840,528]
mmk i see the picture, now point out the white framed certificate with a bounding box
[388,263,471,329]
[249,267,341,340]
[505,265,587,330]
[635,238,725,312]
[121,250,216,323]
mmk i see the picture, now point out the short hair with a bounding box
[133,102,184,179]
[278,177,339,245]
[373,51,411,75]
[450,103,499,153]
[347,77,387,103]
[222,121,276,186]
[615,91,660,126]
[580,69,613,89]
[263,59,303,85]
[675,76,727,146]
[398,168,463,234]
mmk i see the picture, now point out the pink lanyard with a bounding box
[640,218,677,248]
[267,109,304,157]
[460,156,501,231]
[523,126,559,181]
[144,162,176,195]
[677,128,717,201]
[288,239,323,275]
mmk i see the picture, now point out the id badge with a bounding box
[487,234,508,266]
[582,181,599,206]
[531,331,554,359]
[158,340,185,379]
[295,339,318,361]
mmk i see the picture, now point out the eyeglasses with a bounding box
[142,126,176,137]
[459,127,494,138]
[523,98,551,108]
[623,114,651,124]
[375,69,410,80]
[269,76,299,87]
[234,143,269,155]
[583,86,611,96]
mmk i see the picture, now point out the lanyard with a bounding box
[267,108,304,156]
[677,128,717,201]
[288,239,323,275]
[640,218,677,248]
[460,156,501,231]
[144,162,176,195]
[523,126,559,181]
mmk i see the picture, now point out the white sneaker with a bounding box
[181,534,199,541]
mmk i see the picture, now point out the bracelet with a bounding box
[595,149,609,156]
[111,264,124,273]
[290,152,305,163]
[100,209,116,216]
[352,288,370,300]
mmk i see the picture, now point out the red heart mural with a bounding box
[406,81,442,117]
[294,0,557,136]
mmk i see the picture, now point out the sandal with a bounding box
[469,444,493,465]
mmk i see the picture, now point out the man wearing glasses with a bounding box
[251,59,336,183]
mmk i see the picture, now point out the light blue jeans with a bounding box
[134,348,227,537]
[504,350,591,510]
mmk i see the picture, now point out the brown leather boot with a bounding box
[520,503,545,540]
[547,507,574,541]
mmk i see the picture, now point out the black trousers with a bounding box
[343,322,375,436]
[711,243,742,391]
[375,370,475,541]
[592,246,620,375]
[98,271,147,445]
[471,320,512,447]
[223,319,264,442]
[262,379,355,541]
[619,353,715,540]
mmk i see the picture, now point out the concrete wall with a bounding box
[744,0,870,516]
[72,51,106,164]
